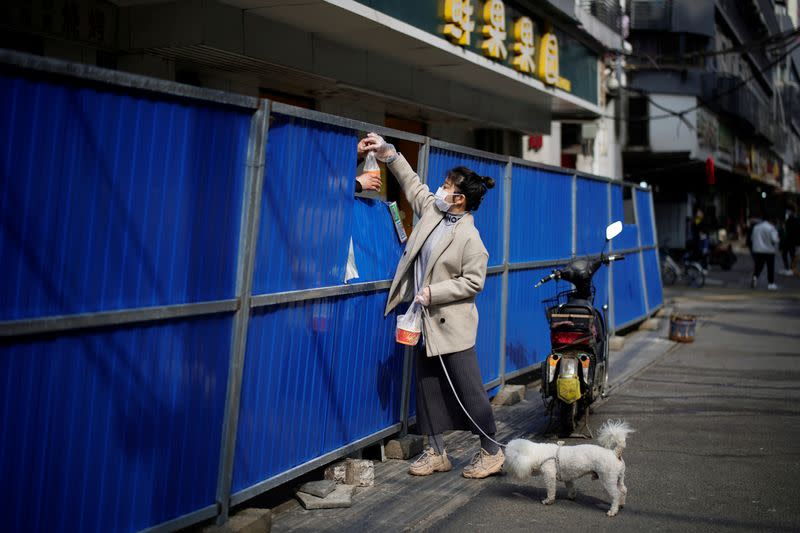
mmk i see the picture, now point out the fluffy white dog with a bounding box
[505,420,634,516]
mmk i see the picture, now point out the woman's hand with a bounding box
[364,133,397,162]
[414,287,431,306]
[356,172,382,192]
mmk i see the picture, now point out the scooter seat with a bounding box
[558,303,594,315]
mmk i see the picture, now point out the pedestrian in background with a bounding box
[780,205,799,275]
[751,217,780,290]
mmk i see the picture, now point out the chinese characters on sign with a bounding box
[440,0,571,91]
[481,0,508,60]
[443,0,475,46]
[511,17,535,73]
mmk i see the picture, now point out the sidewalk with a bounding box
[268,313,679,532]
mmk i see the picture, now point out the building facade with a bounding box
[1,0,628,175]
[622,0,800,248]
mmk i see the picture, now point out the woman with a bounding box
[361,133,503,479]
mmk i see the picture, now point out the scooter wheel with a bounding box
[558,401,577,437]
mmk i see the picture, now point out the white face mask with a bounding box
[434,187,462,212]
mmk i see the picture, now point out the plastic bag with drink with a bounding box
[396,302,423,346]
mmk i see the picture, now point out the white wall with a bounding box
[648,94,699,155]
[521,121,561,166]
[591,100,623,179]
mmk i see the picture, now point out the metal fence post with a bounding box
[571,174,577,257]
[399,138,431,433]
[632,188,650,315]
[648,189,665,297]
[215,99,270,525]
[607,182,616,334]
[498,158,512,385]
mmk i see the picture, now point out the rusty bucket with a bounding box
[669,314,697,343]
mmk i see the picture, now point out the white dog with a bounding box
[505,420,634,516]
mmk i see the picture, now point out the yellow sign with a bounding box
[481,0,508,60]
[442,0,475,46]
[439,3,571,92]
[511,17,535,73]
[537,32,559,85]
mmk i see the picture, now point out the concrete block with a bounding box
[491,384,526,406]
[296,484,356,510]
[202,508,271,533]
[609,335,625,351]
[297,480,336,499]
[639,318,660,331]
[345,458,374,487]
[323,461,347,483]
[385,434,424,460]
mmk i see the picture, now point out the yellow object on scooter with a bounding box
[557,375,581,403]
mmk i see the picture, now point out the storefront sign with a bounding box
[440,0,571,91]
[443,0,475,46]
[481,0,508,59]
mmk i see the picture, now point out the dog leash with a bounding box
[421,306,508,450]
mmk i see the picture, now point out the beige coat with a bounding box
[383,154,489,357]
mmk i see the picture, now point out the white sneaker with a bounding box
[779,269,794,276]
[768,283,778,291]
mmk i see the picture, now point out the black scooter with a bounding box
[535,221,625,437]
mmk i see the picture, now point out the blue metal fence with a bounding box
[0,53,663,532]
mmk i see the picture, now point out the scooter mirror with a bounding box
[606,221,623,241]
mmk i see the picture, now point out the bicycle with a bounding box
[660,247,705,288]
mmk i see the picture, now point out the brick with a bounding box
[609,335,625,351]
[385,434,424,460]
[345,458,374,487]
[297,480,336,498]
[639,318,660,331]
[491,384,526,406]
[323,461,347,483]
[296,484,356,510]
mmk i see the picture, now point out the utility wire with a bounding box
[618,37,800,125]
[622,26,800,65]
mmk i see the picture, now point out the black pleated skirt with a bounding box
[414,345,497,436]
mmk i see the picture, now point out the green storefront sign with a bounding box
[357,0,599,105]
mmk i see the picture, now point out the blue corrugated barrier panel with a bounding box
[252,113,357,294]
[510,166,573,262]
[593,264,611,314]
[612,252,648,328]
[474,273,503,385]
[426,148,506,266]
[350,198,404,283]
[0,58,664,533]
[576,179,610,256]
[636,189,656,247]
[643,249,664,309]
[233,292,404,493]
[610,184,641,251]
[0,75,249,321]
[506,268,563,374]
[0,316,232,533]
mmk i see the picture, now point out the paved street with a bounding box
[423,253,800,533]
[271,252,800,532]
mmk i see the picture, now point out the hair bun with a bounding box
[482,176,496,190]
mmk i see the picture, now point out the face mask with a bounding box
[434,187,462,212]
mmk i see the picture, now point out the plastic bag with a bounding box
[363,151,380,177]
[396,302,422,346]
